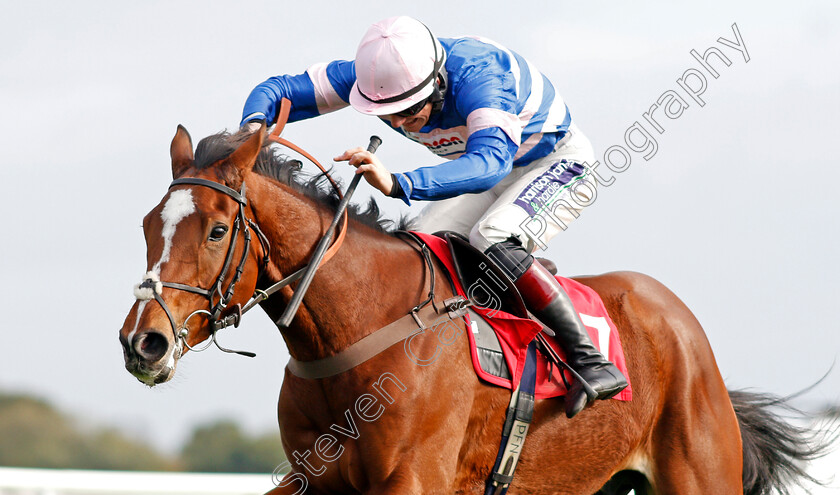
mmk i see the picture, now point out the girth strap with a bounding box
[286,297,469,380]
[485,341,538,495]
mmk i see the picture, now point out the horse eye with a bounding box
[209,225,228,241]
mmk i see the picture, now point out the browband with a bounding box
[170,178,246,205]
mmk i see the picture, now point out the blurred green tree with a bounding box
[0,392,286,472]
[180,419,286,473]
[0,393,173,470]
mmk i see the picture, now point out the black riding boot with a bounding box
[486,240,628,418]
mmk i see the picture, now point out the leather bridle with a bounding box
[136,177,272,357]
[136,130,349,357]
[134,98,365,358]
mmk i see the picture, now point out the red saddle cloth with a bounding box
[413,232,632,401]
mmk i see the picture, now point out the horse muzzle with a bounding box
[121,329,180,386]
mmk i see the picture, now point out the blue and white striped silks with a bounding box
[241,36,572,205]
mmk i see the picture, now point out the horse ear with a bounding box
[227,122,265,175]
[170,125,194,179]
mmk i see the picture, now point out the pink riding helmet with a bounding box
[349,16,445,116]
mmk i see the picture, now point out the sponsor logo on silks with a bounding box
[422,136,465,152]
[514,160,585,217]
[404,127,469,157]
[405,132,467,156]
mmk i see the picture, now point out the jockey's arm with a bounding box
[337,126,517,203]
[240,60,355,127]
[391,127,518,204]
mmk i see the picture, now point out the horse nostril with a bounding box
[134,331,170,362]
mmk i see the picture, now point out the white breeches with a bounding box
[414,123,597,254]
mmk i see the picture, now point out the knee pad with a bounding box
[484,237,534,282]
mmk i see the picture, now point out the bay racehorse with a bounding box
[119,125,828,494]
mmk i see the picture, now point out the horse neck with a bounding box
[247,175,430,361]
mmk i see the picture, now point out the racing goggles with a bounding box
[393,97,430,118]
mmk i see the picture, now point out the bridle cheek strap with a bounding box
[135,104,346,358]
[138,179,259,358]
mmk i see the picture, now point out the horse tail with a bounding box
[730,388,836,495]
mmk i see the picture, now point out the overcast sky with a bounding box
[1,0,838,459]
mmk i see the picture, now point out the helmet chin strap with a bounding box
[428,68,448,115]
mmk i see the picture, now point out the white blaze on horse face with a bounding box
[127,300,149,345]
[152,189,197,274]
[129,189,197,344]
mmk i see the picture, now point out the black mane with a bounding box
[193,131,411,234]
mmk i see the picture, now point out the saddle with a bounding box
[437,231,568,381]
[412,231,632,495]
[440,231,528,318]
[409,231,631,401]
[440,231,558,318]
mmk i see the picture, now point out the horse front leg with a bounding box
[364,357,482,494]
[263,469,327,495]
[366,472,425,495]
[365,461,471,495]
[357,421,465,495]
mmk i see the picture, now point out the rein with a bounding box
[266,98,350,267]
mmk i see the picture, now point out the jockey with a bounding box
[240,16,627,418]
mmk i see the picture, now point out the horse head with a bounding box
[119,124,267,386]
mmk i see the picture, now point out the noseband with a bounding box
[136,177,270,358]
